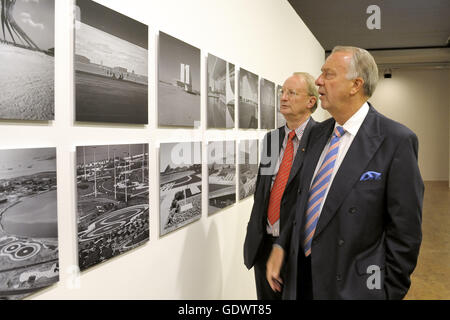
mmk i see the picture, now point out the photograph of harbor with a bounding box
[260,78,275,130]
[0,148,58,300]
[276,84,285,128]
[238,140,258,200]
[158,31,201,127]
[76,144,149,271]
[238,68,258,129]
[160,142,202,236]
[75,0,148,124]
[207,141,236,215]
[0,0,54,121]
[207,54,235,129]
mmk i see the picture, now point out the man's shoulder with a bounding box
[371,106,417,140]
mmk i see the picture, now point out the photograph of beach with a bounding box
[0,147,58,300]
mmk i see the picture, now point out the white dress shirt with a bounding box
[310,102,370,219]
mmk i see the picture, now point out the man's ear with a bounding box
[350,77,364,95]
[308,96,317,109]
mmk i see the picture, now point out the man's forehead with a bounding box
[323,52,351,70]
[283,75,304,88]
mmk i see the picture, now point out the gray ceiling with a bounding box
[288,0,450,65]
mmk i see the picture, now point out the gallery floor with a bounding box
[404,181,450,300]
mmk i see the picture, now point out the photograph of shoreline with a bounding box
[207,141,236,215]
[238,68,258,129]
[75,0,148,124]
[260,78,275,130]
[207,54,235,129]
[158,32,201,127]
[76,144,149,271]
[0,0,55,121]
[0,148,58,300]
[160,142,202,235]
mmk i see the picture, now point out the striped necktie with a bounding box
[303,126,345,256]
[267,130,296,226]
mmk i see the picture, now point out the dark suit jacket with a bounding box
[278,104,423,300]
[244,118,316,270]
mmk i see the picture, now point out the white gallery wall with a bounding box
[0,0,324,299]
[369,68,450,182]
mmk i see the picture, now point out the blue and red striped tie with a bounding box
[303,126,345,256]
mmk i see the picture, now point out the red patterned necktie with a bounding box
[267,130,296,225]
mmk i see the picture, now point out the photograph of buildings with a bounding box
[75,0,148,124]
[158,32,200,127]
[260,78,275,130]
[76,144,149,271]
[0,148,58,299]
[160,142,202,235]
[276,84,285,128]
[207,54,235,128]
[207,141,236,215]
[238,68,258,129]
[0,0,54,121]
[238,140,258,200]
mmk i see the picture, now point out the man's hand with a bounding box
[266,245,285,292]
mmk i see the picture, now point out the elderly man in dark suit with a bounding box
[244,72,318,300]
[266,46,423,300]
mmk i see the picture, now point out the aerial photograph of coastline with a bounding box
[0,147,58,300]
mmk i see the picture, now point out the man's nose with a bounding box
[315,75,323,86]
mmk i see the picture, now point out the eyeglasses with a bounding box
[277,87,304,98]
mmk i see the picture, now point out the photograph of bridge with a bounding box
[238,68,258,129]
[207,141,236,215]
[276,84,285,128]
[260,78,275,130]
[207,54,235,129]
[158,32,201,127]
[160,142,202,236]
[76,144,149,271]
[238,140,259,200]
[0,0,54,121]
[0,147,58,300]
[75,0,148,124]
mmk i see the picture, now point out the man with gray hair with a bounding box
[244,72,318,299]
[266,46,423,300]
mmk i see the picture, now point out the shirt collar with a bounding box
[335,102,369,137]
[284,117,310,140]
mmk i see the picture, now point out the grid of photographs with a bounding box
[0,0,55,121]
[75,0,148,124]
[207,54,235,129]
[238,68,258,129]
[238,140,259,200]
[0,148,58,300]
[159,142,202,235]
[207,141,236,215]
[76,144,149,271]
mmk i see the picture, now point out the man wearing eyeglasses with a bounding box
[244,72,318,300]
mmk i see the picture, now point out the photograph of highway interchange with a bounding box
[76,144,149,271]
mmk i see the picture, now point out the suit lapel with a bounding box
[314,107,385,238]
[261,127,285,199]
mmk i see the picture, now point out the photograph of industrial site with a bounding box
[158,31,201,127]
[207,54,235,129]
[0,0,54,121]
[260,78,275,130]
[238,140,259,200]
[207,141,236,215]
[0,147,58,300]
[276,84,285,128]
[238,68,258,129]
[160,142,202,236]
[75,0,148,124]
[76,144,149,271]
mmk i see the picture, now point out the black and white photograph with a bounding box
[238,140,258,200]
[207,141,236,215]
[75,0,148,124]
[260,78,275,130]
[0,0,54,121]
[276,84,285,128]
[159,142,201,236]
[238,68,258,129]
[0,148,58,299]
[76,144,149,271]
[158,32,200,127]
[207,54,235,128]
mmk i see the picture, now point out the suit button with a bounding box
[349,207,357,214]
[336,274,342,281]
[298,188,302,194]
[338,239,345,246]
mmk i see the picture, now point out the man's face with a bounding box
[279,76,313,119]
[315,51,354,112]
